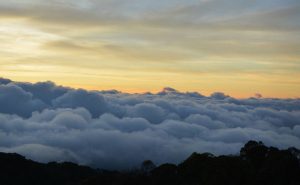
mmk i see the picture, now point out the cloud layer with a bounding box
[0,77,300,169]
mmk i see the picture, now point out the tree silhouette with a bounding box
[1,141,300,185]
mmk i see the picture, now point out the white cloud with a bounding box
[0,78,300,169]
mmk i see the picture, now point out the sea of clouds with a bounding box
[0,77,300,169]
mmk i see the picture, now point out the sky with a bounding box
[0,0,300,97]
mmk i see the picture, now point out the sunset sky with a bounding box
[0,0,299,98]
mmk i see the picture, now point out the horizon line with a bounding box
[1,76,299,100]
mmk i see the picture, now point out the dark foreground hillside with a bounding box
[1,141,300,185]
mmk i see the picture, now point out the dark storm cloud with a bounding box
[0,78,300,169]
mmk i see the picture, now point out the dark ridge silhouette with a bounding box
[1,141,300,185]
[0,152,96,185]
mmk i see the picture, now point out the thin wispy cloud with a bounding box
[0,0,299,97]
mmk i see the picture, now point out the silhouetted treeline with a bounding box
[1,141,300,185]
[0,152,96,185]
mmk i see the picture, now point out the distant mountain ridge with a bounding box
[0,141,300,185]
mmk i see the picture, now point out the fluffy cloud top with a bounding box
[0,77,300,169]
